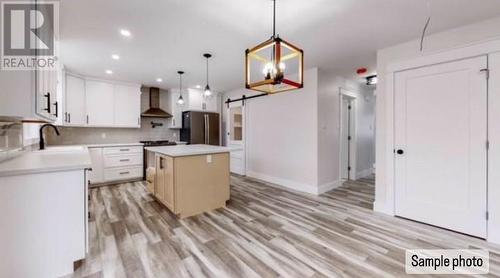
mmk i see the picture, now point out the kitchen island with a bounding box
[145,144,232,218]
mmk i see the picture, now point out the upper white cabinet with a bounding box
[186,89,218,112]
[60,72,141,128]
[35,68,59,121]
[64,74,86,126]
[0,68,61,121]
[114,84,141,127]
[85,81,115,126]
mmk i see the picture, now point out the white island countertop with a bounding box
[145,144,234,157]
[0,146,92,177]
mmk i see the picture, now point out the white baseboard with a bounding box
[318,180,342,194]
[356,168,374,179]
[246,171,320,195]
[246,171,342,195]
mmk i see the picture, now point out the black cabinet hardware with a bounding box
[43,92,51,113]
[53,101,58,117]
[396,149,404,155]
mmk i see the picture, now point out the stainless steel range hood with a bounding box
[141,87,172,118]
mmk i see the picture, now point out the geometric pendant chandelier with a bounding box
[245,0,304,93]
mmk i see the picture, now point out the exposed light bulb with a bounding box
[279,62,286,71]
[177,96,184,105]
[203,85,212,98]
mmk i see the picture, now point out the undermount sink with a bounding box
[35,146,86,153]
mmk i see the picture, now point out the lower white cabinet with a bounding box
[89,145,143,185]
[104,166,143,182]
[0,169,88,278]
[88,148,104,184]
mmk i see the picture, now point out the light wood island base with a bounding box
[154,152,230,218]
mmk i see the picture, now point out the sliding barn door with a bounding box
[394,56,488,238]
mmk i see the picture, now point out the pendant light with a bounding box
[203,53,212,98]
[176,71,185,106]
[245,0,303,94]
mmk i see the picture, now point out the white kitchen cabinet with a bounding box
[168,89,218,120]
[169,91,183,128]
[0,169,88,278]
[64,74,87,126]
[88,148,104,184]
[85,80,114,126]
[88,145,143,185]
[114,84,141,127]
[35,66,59,122]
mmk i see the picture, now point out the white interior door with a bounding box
[394,56,488,238]
[226,102,245,175]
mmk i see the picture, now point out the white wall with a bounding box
[223,68,319,194]
[317,70,375,191]
[375,16,500,215]
[222,68,375,195]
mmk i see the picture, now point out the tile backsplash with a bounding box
[0,120,23,162]
[46,117,179,145]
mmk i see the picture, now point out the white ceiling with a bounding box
[59,0,500,92]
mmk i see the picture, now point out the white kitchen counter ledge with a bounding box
[145,144,235,157]
[0,146,92,177]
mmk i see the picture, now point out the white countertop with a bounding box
[145,144,234,157]
[0,146,92,177]
[77,142,144,148]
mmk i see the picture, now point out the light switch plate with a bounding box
[206,155,212,163]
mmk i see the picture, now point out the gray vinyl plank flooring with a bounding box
[65,175,500,278]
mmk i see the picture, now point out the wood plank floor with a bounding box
[67,175,500,278]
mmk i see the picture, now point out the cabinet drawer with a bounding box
[104,166,142,182]
[103,154,142,168]
[103,146,143,155]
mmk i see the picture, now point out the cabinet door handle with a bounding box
[119,171,130,175]
[43,92,51,113]
[159,157,164,169]
[68,113,71,123]
[86,115,89,124]
[119,149,130,152]
[64,112,67,122]
[53,101,58,117]
[120,159,130,162]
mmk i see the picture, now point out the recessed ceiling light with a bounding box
[111,54,120,60]
[105,70,113,75]
[195,85,201,89]
[119,29,131,37]
[156,78,163,83]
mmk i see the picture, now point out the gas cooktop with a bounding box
[140,140,177,146]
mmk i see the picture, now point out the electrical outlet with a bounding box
[206,155,212,163]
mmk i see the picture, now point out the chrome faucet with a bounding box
[39,124,60,150]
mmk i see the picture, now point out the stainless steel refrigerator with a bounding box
[180,111,220,145]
